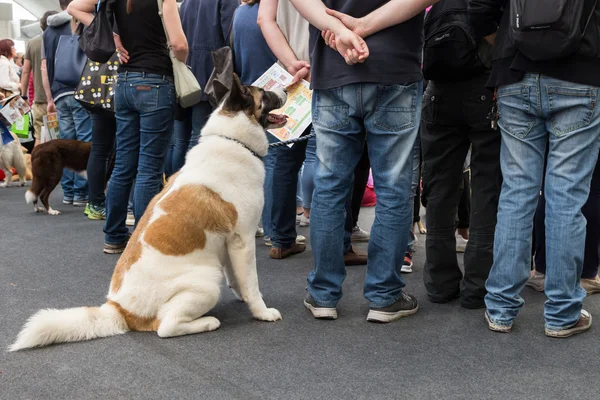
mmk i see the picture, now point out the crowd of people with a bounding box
[1,0,599,337]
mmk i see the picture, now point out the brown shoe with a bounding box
[545,310,592,338]
[581,276,600,295]
[270,243,306,259]
[344,246,367,266]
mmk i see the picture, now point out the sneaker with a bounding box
[456,231,468,253]
[580,276,600,295]
[103,236,130,254]
[63,198,73,205]
[87,203,106,220]
[545,310,592,338]
[304,291,338,320]
[299,215,310,227]
[526,272,545,292]
[73,198,88,207]
[484,311,512,333]
[84,203,91,216]
[351,226,370,242]
[295,213,303,225]
[366,292,419,323]
[401,251,413,273]
[264,235,306,247]
[126,213,135,227]
[269,243,306,259]
[255,227,265,238]
[344,246,367,266]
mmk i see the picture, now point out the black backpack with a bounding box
[423,0,491,83]
[509,0,598,61]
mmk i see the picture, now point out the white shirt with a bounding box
[0,55,20,94]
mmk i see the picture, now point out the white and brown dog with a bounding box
[10,74,288,351]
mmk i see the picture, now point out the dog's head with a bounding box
[221,74,288,130]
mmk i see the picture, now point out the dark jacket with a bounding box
[468,0,600,87]
[180,0,239,102]
[42,11,74,101]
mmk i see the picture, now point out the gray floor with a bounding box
[1,184,599,400]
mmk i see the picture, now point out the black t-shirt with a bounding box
[309,1,424,90]
[114,0,173,76]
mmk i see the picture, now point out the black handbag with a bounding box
[79,0,116,63]
[74,52,120,112]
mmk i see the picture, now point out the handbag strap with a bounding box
[156,0,173,52]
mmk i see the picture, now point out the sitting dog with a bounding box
[0,133,28,188]
[25,139,91,215]
[10,74,287,351]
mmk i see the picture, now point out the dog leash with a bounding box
[268,132,315,149]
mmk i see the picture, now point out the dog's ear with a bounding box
[229,73,247,103]
[223,73,254,112]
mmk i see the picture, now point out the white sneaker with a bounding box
[456,232,468,253]
[299,215,310,227]
[296,213,303,225]
[351,226,370,242]
[126,213,135,227]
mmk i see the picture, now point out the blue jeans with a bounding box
[261,133,279,238]
[187,101,214,150]
[485,74,600,330]
[165,113,191,178]
[56,95,92,200]
[308,82,423,308]
[104,72,175,245]
[301,134,317,209]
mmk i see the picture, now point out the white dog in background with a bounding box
[0,133,27,188]
[10,74,288,351]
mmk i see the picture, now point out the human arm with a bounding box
[67,0,97,26]
[41,59,55,113]
[20,60,32,101]
[163,0,188,62]
[468,0,504,39]
[257,0,311,81]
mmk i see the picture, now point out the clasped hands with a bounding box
[322,8,370,65]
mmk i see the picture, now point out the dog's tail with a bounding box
[9,304,129,351]
[25,189,37,204]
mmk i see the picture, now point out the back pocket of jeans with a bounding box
[547,86,597,136]
[374,83,418,132]
[497,85,535,139]
[131,84,159,113]
[313,88,349,130]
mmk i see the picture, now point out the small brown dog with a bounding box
[26,139,91,215]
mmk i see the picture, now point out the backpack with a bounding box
[423,0,491,83]
[509,0,598,61]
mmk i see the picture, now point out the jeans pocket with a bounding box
[547,86,598,137]
[313,88,350,130]
[421,94,438,125]
[374,82,418,132]
[497,85,535,139]
[131,83,160,113]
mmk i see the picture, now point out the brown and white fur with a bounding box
[25,139,91,215]
[0,133,28,188]
[10,74,288,351]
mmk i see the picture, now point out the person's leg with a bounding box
[70,97,92,203]
[581,156,599,280]
[170,108,192,176]
[55,96,76,202]
[350,144,371,241]
[87,110,117,210]
[261,133,279,238]
[301,133,317,218]
[189,101,213,150]
[421,83,470,303]
[307,84,364,307]
[362,81,423,308]
[461,94,502,308]
[542,76,600,331]
[104,75,141,247]
[484,75,548,328]
[270,131,308,253]
[134,77,175,224]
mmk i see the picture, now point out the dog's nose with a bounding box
[282,87,288,94]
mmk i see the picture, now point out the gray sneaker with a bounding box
[304,291,338,320]
[526,272,545,292]
[545,310,592,338]
[367,292,419,323]
[351,226,370,242]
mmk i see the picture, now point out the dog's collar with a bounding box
[215,135,261,160]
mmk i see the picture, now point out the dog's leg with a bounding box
[156,291,221,338]
[1,169,11,187]
[39,188,60,216]
[223,260,243,302]
[227,233,282,322]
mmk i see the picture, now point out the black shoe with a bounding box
[367,292,419,323]
[304,291,338,320]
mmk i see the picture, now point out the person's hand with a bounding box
[114,34,130,64]
[0,92,5,101]
[321,29,337,50]
[333,28,369,65]
[326,8,367,38]
[47,101,56,114]
[286,59,310,84]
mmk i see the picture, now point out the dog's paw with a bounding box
[0,183,8,188]
[19,181,26,187]
[254,308,282,322]
[47,209,61,216]
[205,317,221,332]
